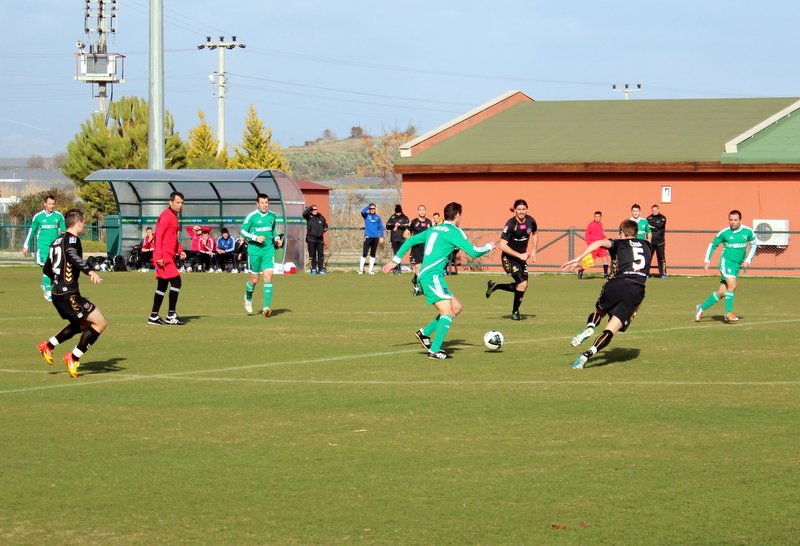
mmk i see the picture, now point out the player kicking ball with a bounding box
[561,219,651,370]
[383,202,495,360]
[37,209,108,378]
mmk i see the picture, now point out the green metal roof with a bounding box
[398,97,800,166]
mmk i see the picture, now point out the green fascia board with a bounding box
[722,109,800,163]
[398,97,800,165]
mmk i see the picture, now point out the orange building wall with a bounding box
[401,172,800,275]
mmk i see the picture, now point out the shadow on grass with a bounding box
[585,347,641,368]
[76,357,127,375]
[505,312,536,321]
[709,314,742,323]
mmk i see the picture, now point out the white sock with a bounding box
[359,256,366,271]
[368,257,375,272]
[49,336,59,347]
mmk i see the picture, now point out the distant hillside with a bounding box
[284,138,371,181]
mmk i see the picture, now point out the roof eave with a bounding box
[395,162,800,175]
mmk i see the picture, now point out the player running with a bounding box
[383,202,496,360]
[485,199,538,320]
[37,209,108,378]
[561,219,652,370]
[695,210,757,323]
[241,193,284,317]
[22,195,65,301]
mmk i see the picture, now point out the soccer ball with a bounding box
[483,330,504,351]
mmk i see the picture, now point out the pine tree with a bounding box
[186,111,228,169]
[229,105,291,172]
[61,96,188,217]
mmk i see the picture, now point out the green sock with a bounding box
[430,315,453,353]
[422,316,439,337]
[245,281,255,301]
[263,282,273,307]
[724,291,734,313]
[700,292,720,311]
[42,274,52,293]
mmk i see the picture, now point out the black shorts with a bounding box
[596,279,645,332]
[362,237,380,258]
[410,245,424,265]
[501,254,528,283]
[52,293,96,324]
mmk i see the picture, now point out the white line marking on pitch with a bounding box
[2,318,799,395]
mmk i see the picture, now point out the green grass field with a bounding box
[1,267,799,545]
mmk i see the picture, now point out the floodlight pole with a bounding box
[197,36,246,154]
[148,0,165,169]
[612,83,643,100]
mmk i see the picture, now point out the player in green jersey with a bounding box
[629,204,651,242]
[695,210,757,323]
[22,195,66,301]
[383,202,496,360]
[241,194,284,316]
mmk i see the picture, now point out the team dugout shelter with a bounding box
[84,169,306,270]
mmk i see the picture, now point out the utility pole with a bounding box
[197,36,246,154]
[612,83,643,100]
[75,0,125,118]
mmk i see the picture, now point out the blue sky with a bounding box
[1,0,798,157]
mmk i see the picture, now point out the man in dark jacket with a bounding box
[303,205,329,274]
[386,204,410,274]
[647,204,667,277]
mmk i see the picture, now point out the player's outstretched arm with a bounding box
[562,240,610,271]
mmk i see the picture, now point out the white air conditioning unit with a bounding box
[753,219,790,246]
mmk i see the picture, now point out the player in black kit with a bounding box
[561,219,652,369]
[37,209,108,378]
[407,205,432,295]
[485,199,538,320]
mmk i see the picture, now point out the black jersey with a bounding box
[43,232,92,295]
[608,238,652,285]
[386,213,410,243]
[501,215,537,254]
[408,218,432,247]
[409,218,432,237]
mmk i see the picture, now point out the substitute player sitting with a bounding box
[37,209,108,378]
[561,219,652,370]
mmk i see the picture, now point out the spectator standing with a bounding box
[407,205,432,295]
[303,205,328,274]
[647,204,667,278]
[215,228,236,272]
[149,191,187,325]
[140,227,155,271]
[359,203,384,275]
[386,204,410,274]
[578,211,610,279]
[22,194,65,301]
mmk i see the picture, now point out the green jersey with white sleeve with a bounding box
[241,209,281,257]
[705,225,757,265]
[24,209,66,264]
[392,221,493,278]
